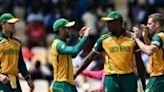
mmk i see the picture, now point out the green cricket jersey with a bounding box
[51,35,88,84]
[148,32,164,76]
[93,33,136,75]
[0,33,29,91]
[0,33,29,76]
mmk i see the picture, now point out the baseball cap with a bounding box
[101,11,123,22]
[53,18,75,32]
[0,13,19,23]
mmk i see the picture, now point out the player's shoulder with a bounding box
[100,32,111,40]
[156,31,164,37]
[152,31,164,41]
[54,38,62,44]
[52,38,63,47]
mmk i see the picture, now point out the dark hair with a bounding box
[148,13,164,27]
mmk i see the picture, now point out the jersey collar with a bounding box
[54,35,66,41]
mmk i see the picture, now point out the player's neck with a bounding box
[112,29,125,37]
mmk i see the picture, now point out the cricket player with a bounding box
[0,13,34,92]
[75,11,145,92]
[50,18,91,92]
[133,13,164,92]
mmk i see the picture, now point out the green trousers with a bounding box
[104,73,137,92]
[51,81,77,92]
[146,75,164,92]
[0,79,22,92]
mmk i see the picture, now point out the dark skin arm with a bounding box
[74,51,99,78]
[128,27,146,90]
[135,50,146,91]
[18,48,34,91]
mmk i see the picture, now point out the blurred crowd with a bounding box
[1,0,164,91]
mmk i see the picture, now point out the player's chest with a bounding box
[102,39,134,53]
[0,39,20,55]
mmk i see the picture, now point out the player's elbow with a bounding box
[71,49,79,56]
[141,46,154,56]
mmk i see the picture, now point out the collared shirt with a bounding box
[51,35,88,84]
[93,33,136,75]
[148,31,164,76]
[0,33,29,77]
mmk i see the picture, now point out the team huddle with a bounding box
[0,10,164,92]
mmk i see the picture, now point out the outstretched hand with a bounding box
[83,27,92,37]
[79,26,92,37]
[132,27,142,38]
[130,24,149,39]
[79,26,87,36]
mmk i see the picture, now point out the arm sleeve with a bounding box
[56,36,88,56]
[18,48,29,77]
[151,34,163,48]
[92,37,104,54]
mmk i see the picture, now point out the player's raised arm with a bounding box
[55,27,91,56]
[74,51,98,78]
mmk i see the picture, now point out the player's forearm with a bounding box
[75,51,98,77]
[18,48,29,77]
[135,38,153,55]
[75,56,93,77]
[71,36,88,56]
[58,36,88,56]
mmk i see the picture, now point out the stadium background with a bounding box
[0,0,164,92]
